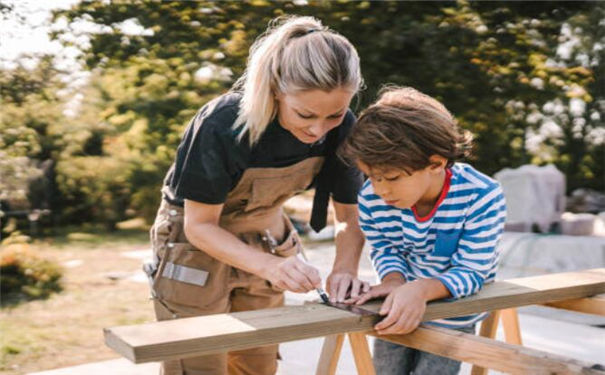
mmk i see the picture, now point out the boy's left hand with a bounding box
[374,283,427,335]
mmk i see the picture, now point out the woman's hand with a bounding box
[326,271,370,302]
[264,256,322,293]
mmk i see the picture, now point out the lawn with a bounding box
[1,226,155,375]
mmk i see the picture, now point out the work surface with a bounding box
[105,268,605,364]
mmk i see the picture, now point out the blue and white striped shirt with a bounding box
[358,163,506,328]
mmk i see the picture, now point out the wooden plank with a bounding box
[348,333,375,375]
[371,325,605,375]
[501,308,522,345]
[105,268,605,363]
[542,294,605,316]
[420,268,605,321]
[316,334,344,375]
[471,310,501,375]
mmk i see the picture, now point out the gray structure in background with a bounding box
[494,164,566,233]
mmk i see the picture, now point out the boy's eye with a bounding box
[328,113,344,119]
[384,175,401,181]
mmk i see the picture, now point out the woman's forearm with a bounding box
[333,223,364,273]
[331,202,365,274]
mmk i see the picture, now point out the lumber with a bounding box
[348,333,375,375]
[372,325,605,375]
[315,334,344,375]
[471,310,501,375]
[542,294,605,316]
[105,268,605,363]
[501,308,523,345]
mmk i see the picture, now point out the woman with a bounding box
[147,16,367,375]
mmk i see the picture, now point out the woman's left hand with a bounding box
[326,271,370,303]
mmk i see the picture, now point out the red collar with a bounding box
[411,168,452,222]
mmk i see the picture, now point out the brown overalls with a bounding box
[148,156,324,375]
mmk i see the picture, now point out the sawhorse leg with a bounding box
[471,308,522,375]
[316,333,376,375]
[501,308,523,345]
[317,309,522,375]
[316,334,345,375]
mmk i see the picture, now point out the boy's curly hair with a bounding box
[339,86,473,172]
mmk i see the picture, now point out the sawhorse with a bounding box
[103,269,605,374]
[315,295,605,375]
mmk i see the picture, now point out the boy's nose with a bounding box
[372,182,389,197]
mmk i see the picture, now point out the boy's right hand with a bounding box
[265,256,322,293]
[345,273,406,305]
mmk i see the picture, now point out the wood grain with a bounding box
[372,325,605,375]
[105,268,605,363]
[542,294,605,316]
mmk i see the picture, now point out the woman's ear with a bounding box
[427,155,447,173]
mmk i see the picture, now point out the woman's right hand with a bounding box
[264,256,322,293]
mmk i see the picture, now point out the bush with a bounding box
[0,241,63,306]
[55,156,133,230]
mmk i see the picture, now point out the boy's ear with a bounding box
[427,155,447,173]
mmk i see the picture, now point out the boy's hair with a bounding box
[232,15,363,146]
[339,86,473,172]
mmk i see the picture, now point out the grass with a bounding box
[31,224,150,250]
[0,226,155,375]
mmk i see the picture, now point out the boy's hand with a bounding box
[344,273,405,305]
[374,282,427,335]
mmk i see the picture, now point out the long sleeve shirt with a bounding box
[358,163,506,328]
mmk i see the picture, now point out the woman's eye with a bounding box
[297,112,314,119]
[385,175,400,181]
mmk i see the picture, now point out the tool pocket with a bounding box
[153,242,229,309]
[271,228,302,258]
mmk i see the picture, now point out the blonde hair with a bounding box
[232,15,362,145]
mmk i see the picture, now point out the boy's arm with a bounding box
[435,185,507,299]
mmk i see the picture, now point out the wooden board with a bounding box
[373,325,605,375]
[105,268,605,363]
[542,294,605,316]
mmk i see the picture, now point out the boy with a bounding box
[339,87,506,375]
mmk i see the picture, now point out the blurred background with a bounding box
[1,1,604,374]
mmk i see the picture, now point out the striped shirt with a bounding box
[358,163,506,328]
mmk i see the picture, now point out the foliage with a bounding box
[0,241,63,306]
[1,1,603,231]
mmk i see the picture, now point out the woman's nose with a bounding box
[308,122,328,138]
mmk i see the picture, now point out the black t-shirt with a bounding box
[162,92,363,207]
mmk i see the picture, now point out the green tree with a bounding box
[38,0,604,228]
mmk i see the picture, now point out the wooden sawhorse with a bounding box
[315,295,605,375]
[104,269,605,374]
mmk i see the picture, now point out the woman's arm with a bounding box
[183,199,321,293]
[326,201,368,302]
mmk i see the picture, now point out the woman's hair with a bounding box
[339,86,473,172]
[232,15,362,145]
